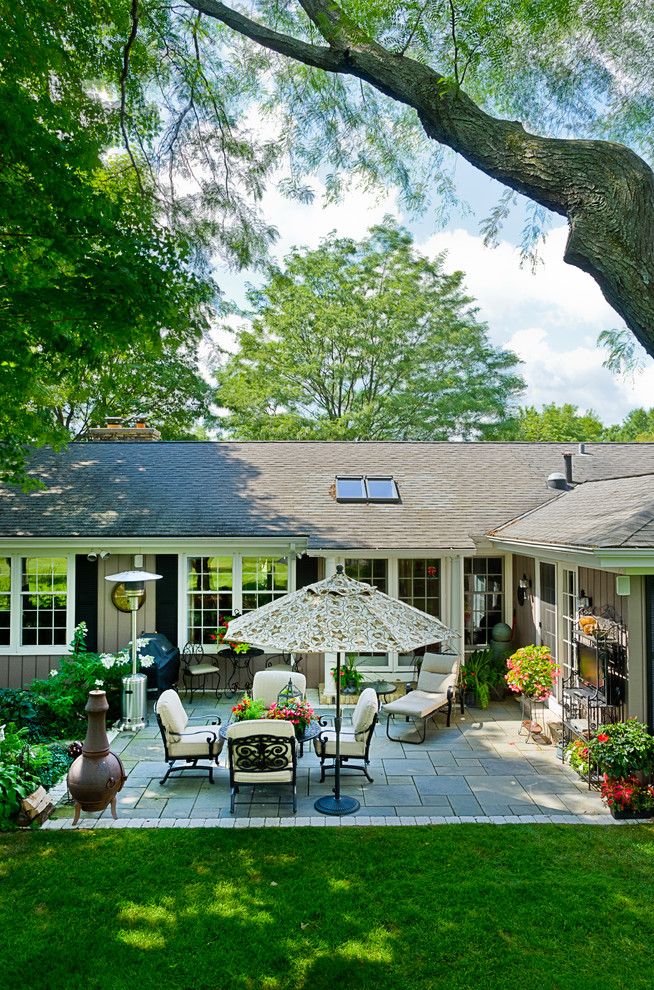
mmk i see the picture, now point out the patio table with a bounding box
[219,646,265,697]
[220,717,324,757]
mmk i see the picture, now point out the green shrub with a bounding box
[0,762,36,830]
[0,689,54,742]
[586,720,654,779]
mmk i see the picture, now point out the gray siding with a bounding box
[97,554,158,653]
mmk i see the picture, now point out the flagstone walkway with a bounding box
[44,695,613,829]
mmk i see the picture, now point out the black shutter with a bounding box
[75,555,98,651]
[645,576,654,732]
[156,554,179,646]
[296,555,318,589]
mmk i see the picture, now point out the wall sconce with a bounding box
[578,590,592,610]
[517,574,532,607]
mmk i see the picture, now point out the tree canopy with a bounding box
[218,221,523,440]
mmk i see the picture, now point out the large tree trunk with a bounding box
[186,0,654,358]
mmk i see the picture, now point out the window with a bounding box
[241,556,288,613]
[539,562,557,660]
[0,558,10,647]
[561,568,577,688]
[398,558,442,666]
[187,556,233,646]
[336,476,400,502]
[21,557,68,647]
[464,557,504,649]
[345,558,389,667]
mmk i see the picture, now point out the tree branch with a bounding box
[187,0,654,356]
[119,0,145,195]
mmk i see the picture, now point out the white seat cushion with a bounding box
[416,654,459,696]
[382,690,448,720]
[351,688,378,738]
[156,689,189,734]
[167,726,223,758]
[252,670,306,708]
[186,663,219,676]
[233,769,294,784]
[314,727,365,757]
[227,718,295,782]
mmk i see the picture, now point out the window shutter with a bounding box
[156,555,178,646]
[75,555,98,651]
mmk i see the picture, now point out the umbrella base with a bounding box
[314,794,360,816]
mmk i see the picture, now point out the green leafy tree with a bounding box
[180,0,654,358]
[218,221,523,440]
[490,404,606,443]
[604,409,654,443]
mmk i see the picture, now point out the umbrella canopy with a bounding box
[225,567,454,653]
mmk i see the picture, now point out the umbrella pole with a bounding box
[314,650,360,817]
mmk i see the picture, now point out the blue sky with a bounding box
[211,151,654,426]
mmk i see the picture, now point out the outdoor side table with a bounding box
[364,680,397,708]
[220,647,265,697]
[519,694,546,743]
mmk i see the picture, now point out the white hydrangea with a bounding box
[139,654,155,669]
[100,653,116,670]
[94,679,104,688]
[49,668,59,678]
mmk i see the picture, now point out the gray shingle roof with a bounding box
[490,472,654,549]
[2,441,654,550]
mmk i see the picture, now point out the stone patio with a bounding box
[45,693,610,828]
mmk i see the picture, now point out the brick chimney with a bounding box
[83,417,161,442]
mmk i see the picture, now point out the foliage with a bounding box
[603,408,654,443]
[332,654,365,692]
[586,721,654,780]
[218,221,524,441]
[489,403,606,442]
[0,762,36,830]
[212,616,251,653]
[0,689,53,743]
[4,826,654,989]
[30,623,155,736]
[566,739,591,778]
[267,697,316,734]
[601,775,654,814]
[505,645,559,701]
[475,681,490,710]
[0,723,72,793]
[230,696,268,721]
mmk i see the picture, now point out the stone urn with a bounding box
[67,690,126,825]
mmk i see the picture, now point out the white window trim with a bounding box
[0,554,75,655]
[179,552,296,652]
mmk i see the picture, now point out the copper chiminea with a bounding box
[67,690,126,825]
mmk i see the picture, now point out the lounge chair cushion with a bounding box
[382,690,448,720]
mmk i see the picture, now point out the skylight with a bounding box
[335,476,400,503]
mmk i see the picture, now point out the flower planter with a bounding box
[610,805,654,820]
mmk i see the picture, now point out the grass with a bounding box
[2,825,654,990]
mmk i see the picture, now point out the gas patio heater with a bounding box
[226,565,455,816]
[105,569,161,731]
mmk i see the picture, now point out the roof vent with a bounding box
[546,472,568,491]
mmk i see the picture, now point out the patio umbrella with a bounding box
[226,565,455,816]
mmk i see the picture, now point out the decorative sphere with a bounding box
[491,622,512,643]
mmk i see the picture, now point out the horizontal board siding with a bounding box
[0,654,63,689]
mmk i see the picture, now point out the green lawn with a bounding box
[2,825,654,990]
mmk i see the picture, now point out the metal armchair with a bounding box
[227,719,297,814]
[314,687,378,783]
[155,689,222,784]
[180,641,221,702]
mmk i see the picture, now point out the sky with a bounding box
[211,152,653,426]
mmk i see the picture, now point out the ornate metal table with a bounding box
[219,646,265,697]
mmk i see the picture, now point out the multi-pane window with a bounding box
[0,558,10,646]
[561,568,577,689]
[241,556,288,613]
[21,557,68,647]
[345,558,389,667]
[464,557,504,649]
[398,559,441,666]
[187,557,233,646]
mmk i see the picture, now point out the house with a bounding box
[1,429,653,730]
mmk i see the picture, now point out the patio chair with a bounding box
[180,641,221,702]
[227,719,297,813]
[382,653,460,744]
[252,669,306,707]
[155,689,223,784]
[314,687,378,783]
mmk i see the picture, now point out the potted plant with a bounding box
[463,650,492,708]
[585,720,654,817]
[267,697,316,739]
[600,775,654,819]
[505,645,559,701]
[230,695,267,722]
[331,654,364,694]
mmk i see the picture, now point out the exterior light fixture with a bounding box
[517,574,532,607]
[104,569,162,731]
[578,590,592,610]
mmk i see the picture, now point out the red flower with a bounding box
[596,733,610,743]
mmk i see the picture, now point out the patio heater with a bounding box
[104,569,161,731]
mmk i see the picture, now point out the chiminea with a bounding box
[67,690,126,825]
